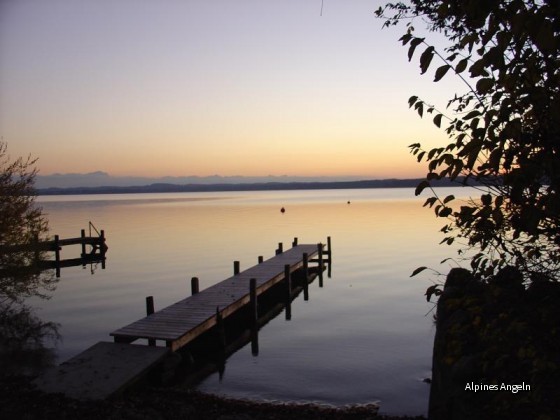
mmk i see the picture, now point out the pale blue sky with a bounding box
[1,0,461,179]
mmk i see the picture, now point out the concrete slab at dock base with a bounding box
[33,341,169,400]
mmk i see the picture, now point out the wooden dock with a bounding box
[111,240,329,351]
[0,224,107,277]
[34,238,330,400]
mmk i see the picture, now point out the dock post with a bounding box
[249,278,257,327]
[250,278,259,356]
[258,256,263,264]
[216,306,226,350]
[284,264,292,320]
[54,235,61,278]
[251,327,259,357]
[276,242,283,255]
[292,237,298,247]
[100,230,107,270]
[303,253,309,301]
[234,261,240,275]
[81,229,86,257]
[318,243,324,287]
[146,296,155,346]
[327,236,332,278]
[191,277,199,295]
[100,230,106,255]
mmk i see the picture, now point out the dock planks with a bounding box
[110,244,321,351]
[34,342,169,400]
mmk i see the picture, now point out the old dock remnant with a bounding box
[0,222,108,277]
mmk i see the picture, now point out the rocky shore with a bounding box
[2,375,426,420]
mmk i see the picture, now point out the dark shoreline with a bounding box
[3,374,426,420]
[36,178,465,196]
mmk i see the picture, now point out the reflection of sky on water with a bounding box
[31,188,470,416]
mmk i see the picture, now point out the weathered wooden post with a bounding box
[146,296,155,346]
[251,326,259,357]
[318,242,324,287]
[292,237,298,247]
[81,229,86,257]
[191,277,199,295]
[249,278,257,327]
[248,278,259,355]
[100,230,106,256]
[284,264,292,320]
[54,235,61,278]
[303,252,309,301]
[327,236,332,278]
[276,242,283,255]
[216,306,226,350]
[234,261,240,275]
[258,256,264,264]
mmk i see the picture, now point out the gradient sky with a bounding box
[1,0,462,179]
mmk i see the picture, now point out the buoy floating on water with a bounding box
[280,207,285,213]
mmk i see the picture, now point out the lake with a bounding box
[30,187,469,416]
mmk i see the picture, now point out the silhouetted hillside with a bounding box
[37,178,466,195]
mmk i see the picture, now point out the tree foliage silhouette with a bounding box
[377,1,560,282]
[0,140,54,303]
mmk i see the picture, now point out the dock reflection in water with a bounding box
[170,262,329,388]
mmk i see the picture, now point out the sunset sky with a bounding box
[1,0,462,180]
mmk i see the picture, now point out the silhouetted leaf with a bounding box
[411,266,428,277]
[408,37,424,61]
[434,64,451,82]
[439,207,452,217]
[425,284,442,302]
[415,180,430,196]
[415,101,424,117]
[433,113,443,128]
[419,46,435,74]
[455,57,469,74]
[443,194,455,204]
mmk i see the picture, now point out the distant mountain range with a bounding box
[35,172,464,195]
[36,171,367,189]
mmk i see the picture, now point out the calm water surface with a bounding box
[31,188,469,416]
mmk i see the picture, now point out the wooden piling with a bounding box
[81,229,86,257]
[234,261,240,275]
[100,230,106,256]
[303,253,309,301]
[276,242,283,255]
[54,235,61,277]
[249,278,257,327]
[318,243,324,287]
[258,256,264,264]
[327,236,332,278]
[191,277,199,295]
[216,306,226,350]
[146,296,155,315]
[284,264,292,320]
[292,237,298,247]
[146,296,155,346]
[251,327,259,357]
